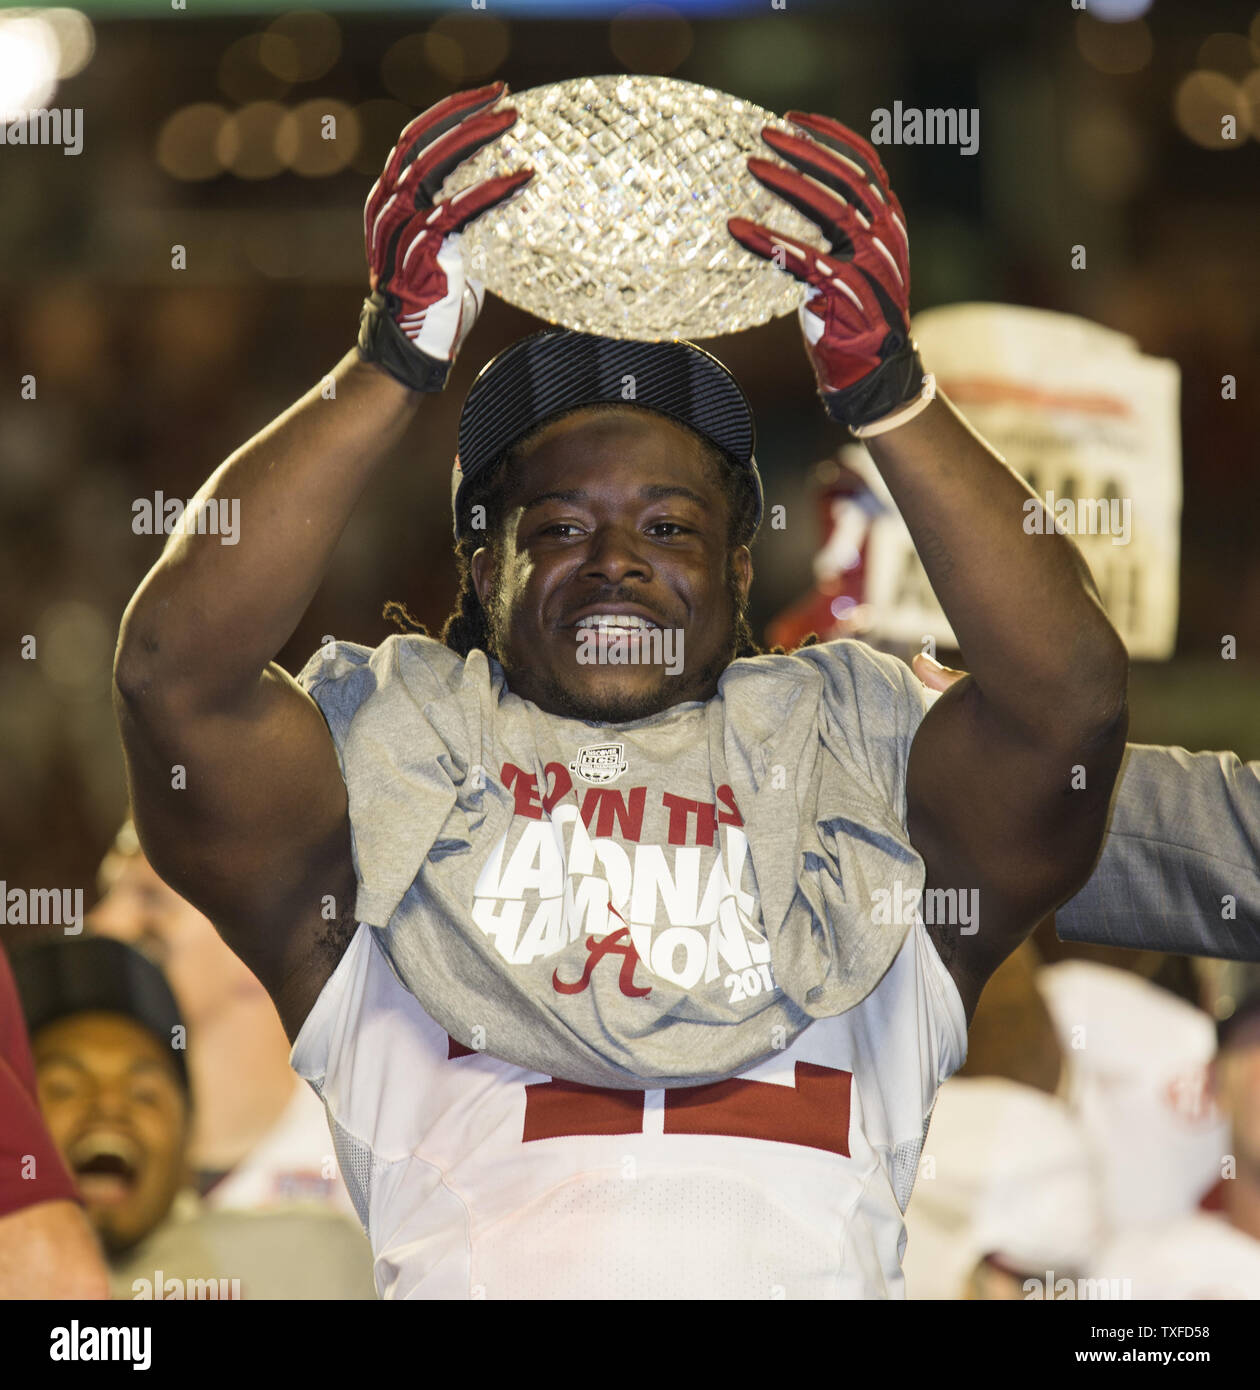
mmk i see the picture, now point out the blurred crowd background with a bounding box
[1,0,1259,1299]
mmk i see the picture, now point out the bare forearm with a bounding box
[866,391,1127,734]
[116,351,420,707]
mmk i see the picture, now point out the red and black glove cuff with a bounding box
[819,335,925,431]
[357,290,452,394]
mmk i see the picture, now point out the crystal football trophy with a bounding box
[439,75,829,341]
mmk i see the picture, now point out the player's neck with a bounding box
[187,992,298,1172]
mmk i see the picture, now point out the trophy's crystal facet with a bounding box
[440,75,827,340]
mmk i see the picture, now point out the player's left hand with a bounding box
[911,652,967,692]
[728,113,925,432]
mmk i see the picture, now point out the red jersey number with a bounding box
[448,1038,851,1157]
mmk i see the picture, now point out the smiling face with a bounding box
[470,406,753,723]
[34,1012,190,1255]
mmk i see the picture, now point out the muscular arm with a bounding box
[867,394,1129,1019]
[113,352,421,1037]
[114,87,526,1037]
[1056,745,1260,960]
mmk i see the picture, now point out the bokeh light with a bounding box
[1075,15,1153,75]
[257,32,301,84]
[0,13,59,111]
[155,102,230,181]
[218,33,291,103]
[280,98,359,177]
[381,33,430,106]
[265,10,341,84]
[1086,0,1154,18]
[0,7,92,110]
[609,4,693,76]
[1066,102,1150,202]
[1242,69,1260,133]
[42,8,94,79]
[218,101,290,180]
[423,29,462,85]
[1196,33,1256,82]
[22,278,108,382]
[40,599,112,693]
[424,14,510,84]
[1174,71,1251,150]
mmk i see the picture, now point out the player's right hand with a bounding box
[357,81,533,393]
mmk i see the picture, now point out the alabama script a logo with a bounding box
[553,908,650,998]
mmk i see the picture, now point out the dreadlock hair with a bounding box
[383,403,822,659]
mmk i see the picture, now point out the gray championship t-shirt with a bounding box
[297,634,931,1089]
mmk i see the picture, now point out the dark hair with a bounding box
[384,404,819,660]
[12,936,191,1098]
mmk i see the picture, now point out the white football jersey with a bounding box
[290,916,966,1300]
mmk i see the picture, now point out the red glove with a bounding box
[728,112,925,432]
[358,81,533,393]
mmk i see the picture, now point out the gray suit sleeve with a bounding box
[1056,744,1260,960]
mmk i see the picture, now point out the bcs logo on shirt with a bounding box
[569,743,629,785]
